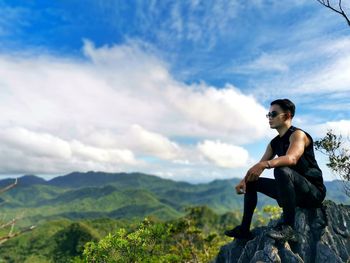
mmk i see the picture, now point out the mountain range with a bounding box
[0,171,348,224]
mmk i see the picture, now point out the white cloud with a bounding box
[0,127,71,159]
[136,0,240,48]
[0,127,139,174]
[197,140,249,168]
[233,53,289,74]
[0,40,270,142]
[167,84,269,143]
[71,140,136,164]
[0,40,269,179]
[241,14,350,100]
[127,124,181,160]
[311,120,350,137]
[296,54,350,93]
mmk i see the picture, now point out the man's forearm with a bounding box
[262,155,297,169]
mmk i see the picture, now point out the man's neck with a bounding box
[277,123,292,137]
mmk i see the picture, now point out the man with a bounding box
[225,99,326,241]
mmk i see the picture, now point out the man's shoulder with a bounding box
[291,129,306,136]
[290,126,312,139]
[290,127,313,146]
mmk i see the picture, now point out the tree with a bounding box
[52,222,99,263]
[316,0,350,26]
[315,130,350,196]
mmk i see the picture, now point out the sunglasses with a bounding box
[266,111,285,119]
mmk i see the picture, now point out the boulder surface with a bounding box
[215,200,350,263]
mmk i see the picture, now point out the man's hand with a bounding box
[245,161,267,182]
[235,179,246,195]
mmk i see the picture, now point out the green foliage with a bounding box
[78,206,240,263]
[52,222,99,263]
[81,216,226,263]
[82,219,172,263]
[0,205,282,262]
[252,205,283,227]
[183,206,241,234]
[315,131,349,174]
[78,205,279,263]
[315,130,350,196]
[0,219,109,263]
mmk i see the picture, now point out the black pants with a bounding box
[240,166,325,231]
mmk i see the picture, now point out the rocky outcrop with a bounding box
[215,200,350,263]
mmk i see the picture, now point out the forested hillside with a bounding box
[0,172,347,262]
[0,172,346,225]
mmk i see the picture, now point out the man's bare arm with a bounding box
[236,144,275,193]
[260,144,275,162]
[266,130,309,169]
[243,144,275,183]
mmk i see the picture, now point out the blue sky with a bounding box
[0,0,349,182]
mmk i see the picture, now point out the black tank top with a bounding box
[270,126,326,194]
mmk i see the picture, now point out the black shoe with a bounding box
[224,225,253,240]
[267,224,297,242]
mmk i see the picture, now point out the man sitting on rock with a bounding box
[225,99,327,241]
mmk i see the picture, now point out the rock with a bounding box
[215,200,350,263]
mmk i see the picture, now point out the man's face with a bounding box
[267,104,288,129]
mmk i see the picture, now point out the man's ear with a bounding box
[285,112,292,120]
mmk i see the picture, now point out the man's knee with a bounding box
[245,180,257,193]
[274,167,293,182]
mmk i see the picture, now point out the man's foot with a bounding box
[267,224,297,242]
[224,225,253,240]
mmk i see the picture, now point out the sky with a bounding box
[0,0,349,183]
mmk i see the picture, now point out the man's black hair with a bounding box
[270,99,295,118]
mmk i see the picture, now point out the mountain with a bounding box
[0,175,46,188]
[0,172,348,262]
[322,179,349,204]
[0,172,348,224]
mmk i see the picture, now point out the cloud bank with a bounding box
[0,40,270,181]
[198,140,249,168]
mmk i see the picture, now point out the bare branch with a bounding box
[0,218,16,230]
[0,213,24,229]
[339,0,343,12]
[0,178,18,195]
[9,221,15,236]
[0,178,36,245]
[316,0,350,26]
[0,225,36,245]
